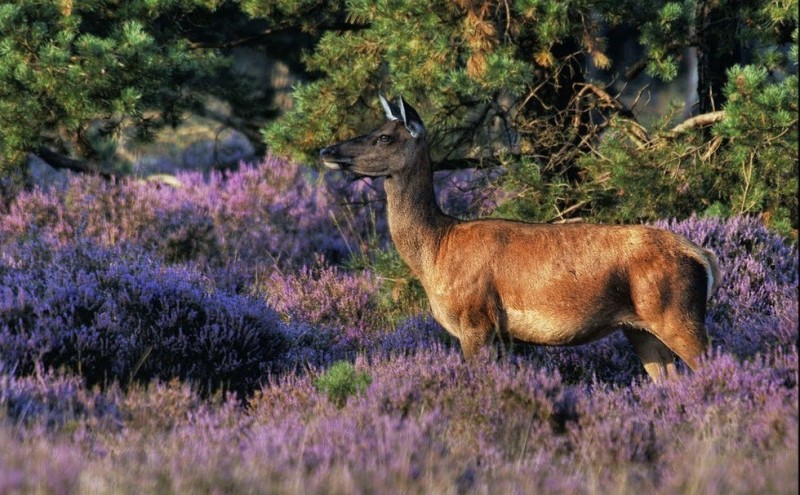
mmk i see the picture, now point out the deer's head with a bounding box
[320,95,426,178]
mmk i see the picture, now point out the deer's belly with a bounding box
[504,308,617,346]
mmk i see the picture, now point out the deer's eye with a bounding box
[377,135,393,144]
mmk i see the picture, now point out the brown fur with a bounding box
[320,99,719,382]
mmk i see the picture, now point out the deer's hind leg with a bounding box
[456,320,497,359]
[649,308,709,371]
[623,328,678,383]
[630,255,711,377]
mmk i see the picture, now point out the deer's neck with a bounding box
[383,149,455,280]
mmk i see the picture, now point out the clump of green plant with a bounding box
[491,154,580,224]
[347,243,429,327]
[314,361,372,408]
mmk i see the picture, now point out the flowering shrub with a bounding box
[0,347,794,494]
[654,215,798,358]
[0,157,502,280]
[0,364,121,429]
[0,238,288,395]
[0,156,388,281]
[259,261,380,336]
[257,262,383,368]
[0,154,796,494]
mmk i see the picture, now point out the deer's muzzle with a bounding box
[319,146,352,170]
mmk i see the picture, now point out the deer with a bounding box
[320,95,720,382]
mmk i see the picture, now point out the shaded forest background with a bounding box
[0,0,797,234]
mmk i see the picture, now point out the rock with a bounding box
[27,153,69,190]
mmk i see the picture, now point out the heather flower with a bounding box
[0,345,795,494]
[654,215,798,358]
[0,156,389,282]
[259,260,380,335]
[0,237,288,395]
[0,364,122,430]
[0,425,83,494]
[0,155,796,495]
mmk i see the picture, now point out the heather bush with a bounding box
[259,261,380,336]
[0,346,788,494]
[374,314,458,357]
[0,364,121,430]
[255,261,384,368]
[0,156,501,299]
[0,425,83,495]
[0,152,796,494]
[254,348,795,494]
[0,156,388,283]
[1,165,795,388]
[0,237,288,395]
[655,215,798,358]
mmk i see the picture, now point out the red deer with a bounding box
[320,95,719,382]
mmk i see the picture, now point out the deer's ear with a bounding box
[398,97,425,138]
[379,93,402,121]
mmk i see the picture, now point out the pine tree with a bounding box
[0,0,225,175]
[578,3,798,234]
[262,0,797,233]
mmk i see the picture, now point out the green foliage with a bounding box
[347,242,429,328]
[0,0,225,173]
[492,154,575,223]
[314,361,372,408]
[637,0,693,80]
[237,0,345,30]
[712,65,798,232]
[263,0,607,165]
[576,109,716,224]
[263,0,797,233]
[574,65,798,234]
[2,0,795,234]
[259,0,691,163]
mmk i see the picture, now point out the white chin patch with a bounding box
[322,161,342,170]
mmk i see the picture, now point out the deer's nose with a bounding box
[319,146,334,158]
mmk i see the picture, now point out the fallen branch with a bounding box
[35,148,114,179]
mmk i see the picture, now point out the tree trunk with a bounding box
[695,0,745,114]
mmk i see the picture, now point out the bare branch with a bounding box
[187,21,370,50]
[624,57,649,80]
[669,111,725,133]
[548,199,590,223]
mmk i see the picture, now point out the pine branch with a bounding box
[669,111,726,133]
[575,83,650,145]
[624,58,649,80]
